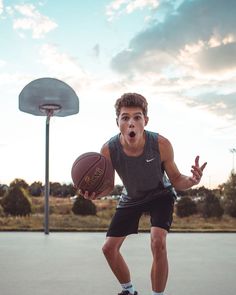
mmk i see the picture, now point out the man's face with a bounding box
[117,107,148,143]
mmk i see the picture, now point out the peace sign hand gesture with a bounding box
[190,155,207,185]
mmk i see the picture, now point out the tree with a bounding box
[1,186,32,216]
[72,195,96,215]
[223,172,236,217]
[176,196,197,217]
[49,182,62,196]
[199,190,224,218]
[60,183,76,197]
[67,183,77,197]
[0,184,8,197]
[29,181,43,196]
[10,178,29,190]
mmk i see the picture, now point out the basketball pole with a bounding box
[44,112,52,235]
[19,78,80,235]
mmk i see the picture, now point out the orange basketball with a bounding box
[71,152,114,196]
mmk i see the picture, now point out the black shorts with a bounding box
[106,191,175,237]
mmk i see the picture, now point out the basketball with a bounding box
[71,152,114,196]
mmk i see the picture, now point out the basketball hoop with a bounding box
[39,103,62,116]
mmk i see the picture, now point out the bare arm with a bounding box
[159,135,207,190]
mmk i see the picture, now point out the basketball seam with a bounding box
[75,155,102,189]
[93,157,107,193]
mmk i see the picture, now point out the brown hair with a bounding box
[115,93,148,117]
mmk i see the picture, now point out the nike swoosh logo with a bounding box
[146,158,155,163]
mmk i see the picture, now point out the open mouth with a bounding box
[129,131,136,138]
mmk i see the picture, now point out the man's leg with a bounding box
[150,227,168,293]
[102,236,130,283]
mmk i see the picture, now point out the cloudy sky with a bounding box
[0,0,236,188]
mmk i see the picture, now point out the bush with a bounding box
[29,182,42,197]
[72,196,97,216]
[176,196,197,217]
[0,204,5,216]
[9,178,29,190]
[0,184,8,197]
[223,172,236,217]
[1,186,32,216]
[199,191,224,218]
[224,199,236,217]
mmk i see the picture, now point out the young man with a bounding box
[84,93,207,295]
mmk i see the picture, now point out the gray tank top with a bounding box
[108,130,173,208]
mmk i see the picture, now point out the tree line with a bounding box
[175,172,236,218]
[0,178,123,217]
[0,172,236,218]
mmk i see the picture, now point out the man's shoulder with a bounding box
[100,141,112,160]
[158,134,170,143]
[157,134,174,163]
[146,130,170,144]
[101,134,119,153]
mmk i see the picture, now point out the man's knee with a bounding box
[102,242,114,257]
[151,227,167,257]
[102,237,124,258]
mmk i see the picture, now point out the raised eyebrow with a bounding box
[121,112,143,116]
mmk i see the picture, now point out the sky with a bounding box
[0,0,236,189]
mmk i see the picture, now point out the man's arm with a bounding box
[158,135,207,190]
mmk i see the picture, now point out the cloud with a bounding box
[195,42,236,73]
[126,0,159,13]
[0,0,3,15]
[110,0,236,123]
[185,92,236,122]
[0,71,33,88]
[111,0,236,75]
[9,4,57,38]
[39,44,91,90]
[106,0,159,21]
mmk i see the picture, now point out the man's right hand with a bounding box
[79,189,97,200]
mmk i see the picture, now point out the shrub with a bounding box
[199,191,224,218]
[0,184,8,197]
[223,172,236,217]
[224,198,236,217]
[72,196,97,216]
[29,182,42,196]
[1,186,32,216]
[176,196,197,217]
[9,178,29,190]
[0,204,4,216]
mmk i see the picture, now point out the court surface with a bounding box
[0,232,235,295]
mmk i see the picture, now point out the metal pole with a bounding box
[230,148,236,174]
[44,115,51,234]
[233,152,235,173]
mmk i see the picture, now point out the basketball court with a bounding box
[0,232,235,295]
